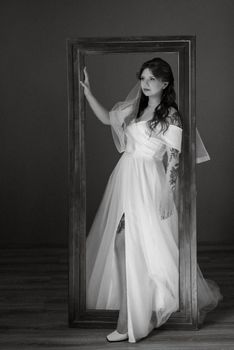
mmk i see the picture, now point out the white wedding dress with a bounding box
[86,106,223,343]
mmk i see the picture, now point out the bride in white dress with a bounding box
[80,57,223,343]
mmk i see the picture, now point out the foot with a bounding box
[106,330,128,342]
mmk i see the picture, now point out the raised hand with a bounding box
[79,66,91,96]
[78,66,110,125]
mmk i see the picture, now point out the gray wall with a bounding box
[1,0,233,246]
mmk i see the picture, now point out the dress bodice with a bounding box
[124,120,167,161]
[109,107,210,164]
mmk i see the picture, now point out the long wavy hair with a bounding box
[136,57,182,134]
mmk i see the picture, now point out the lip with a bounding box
[143,88,150,91]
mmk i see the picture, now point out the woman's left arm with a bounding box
[160,110,182,220]
[165,146,180,194]
[165,110,182,193]
[160,146,180,220]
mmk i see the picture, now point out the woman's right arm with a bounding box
[79,67,110,125]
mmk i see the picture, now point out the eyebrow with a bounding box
[140,74,155,78]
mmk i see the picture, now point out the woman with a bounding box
[80,57,223,343]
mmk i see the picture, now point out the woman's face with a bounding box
[140,68,168,97]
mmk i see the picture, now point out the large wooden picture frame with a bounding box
[67,36,197,330]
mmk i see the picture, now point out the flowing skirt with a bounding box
[86,152,223,343]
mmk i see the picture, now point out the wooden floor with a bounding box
[0,246,233,350]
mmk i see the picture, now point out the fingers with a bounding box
[160,208,173,220]
[79,80,88,91]
[84,66,89,83]
[159,203,164,220]
[79,80,85,88]
[79,80,89,89]
[79,67,89,83]
[160,207,166,220]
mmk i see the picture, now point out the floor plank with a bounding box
[0,246,233,350]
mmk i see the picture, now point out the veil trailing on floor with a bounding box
[109,81,210,164]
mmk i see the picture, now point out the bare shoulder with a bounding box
[166,107,182,128]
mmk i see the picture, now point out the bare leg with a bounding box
[114,215,128,334]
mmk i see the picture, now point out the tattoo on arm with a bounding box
[167,111,183,128]
[169,163,179,191]
[169,148,179,162]
[167,147,180,192]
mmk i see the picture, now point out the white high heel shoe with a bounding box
[106,330,128,342]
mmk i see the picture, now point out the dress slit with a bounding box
[116,213,125,234]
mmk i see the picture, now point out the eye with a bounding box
[140,76,144,80]
[150,77,155,80]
